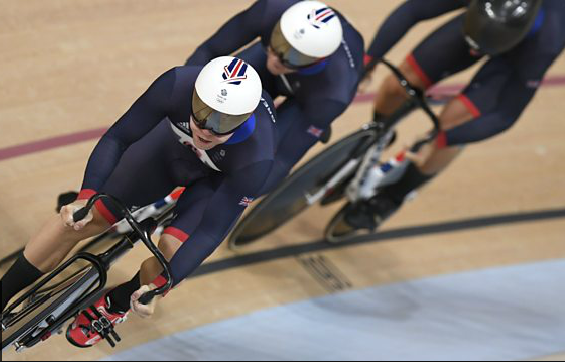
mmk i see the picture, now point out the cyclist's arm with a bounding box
[444,58,557,145]
[164,160,273,287]
[185,0,269,66]
[77,69,176,200]
[365,0,467,71]
[304,99,348,129]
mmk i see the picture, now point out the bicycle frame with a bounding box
[1,192,179,353]
[324,59,441,205]
[226,58,444,249]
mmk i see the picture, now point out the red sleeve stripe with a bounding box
[163,227,190,243]
[77,189,97,201]
[151,275,171,297]
[363,54,373,67]
[93,199,118,225]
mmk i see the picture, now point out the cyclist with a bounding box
[344,0,565,232]
[1,56,278,347]
[185,0,364,195]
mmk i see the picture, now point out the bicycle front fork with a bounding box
[346,130,410,203]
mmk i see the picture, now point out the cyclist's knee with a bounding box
[438,96,477,130]
[381,73,409,100]
[158,234,183,261]
[399,60,429,90]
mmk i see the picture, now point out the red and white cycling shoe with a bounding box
[66,294,128,348]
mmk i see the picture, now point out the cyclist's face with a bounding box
[190,117,233,150]
[266,47,297,76]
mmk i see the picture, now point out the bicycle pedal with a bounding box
[99,316,121,347]
[103,332,116,348]
[110,329,122,343]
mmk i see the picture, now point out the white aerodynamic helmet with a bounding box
[270,0,343,68]
[192,56,262,135]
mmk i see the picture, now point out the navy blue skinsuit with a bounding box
[365,0,565,146]
[78,66,277,286]
[185,0,365,195]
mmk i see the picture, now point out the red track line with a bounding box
[1,76,565,162]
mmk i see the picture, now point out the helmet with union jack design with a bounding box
[270,1,343,69]
[192,56,262,135]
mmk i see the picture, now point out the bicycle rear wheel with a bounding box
[228,128,376,249]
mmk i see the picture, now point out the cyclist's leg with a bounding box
[1,199,112,313]
[101,178,217,315]
[140,180,216,286]
[378,56,519,210]
[345,15,483,230]
[373,14,482,117]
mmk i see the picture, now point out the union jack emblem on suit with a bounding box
[222,58,248,85]
[307,125,324,138]
[239,197,255,207]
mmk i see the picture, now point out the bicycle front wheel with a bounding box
[228,127,376,249]
[2,265,101,352]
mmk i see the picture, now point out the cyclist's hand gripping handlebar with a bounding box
[73,194,173,305]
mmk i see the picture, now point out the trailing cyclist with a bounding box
[185,0,365,196]
[344,0,565,232]
[1,56,278,347]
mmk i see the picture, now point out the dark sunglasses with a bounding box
[269,46,321,70]
[191,113,243,137]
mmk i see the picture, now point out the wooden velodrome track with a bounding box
[1,1,564,360]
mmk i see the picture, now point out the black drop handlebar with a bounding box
[376,58,442,151]
[73,194,172,305]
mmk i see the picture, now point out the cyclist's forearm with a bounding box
[366,0,466,69]
[185,0,266,66]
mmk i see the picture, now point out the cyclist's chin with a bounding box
[266,59,295,76]
[193,136,219,150]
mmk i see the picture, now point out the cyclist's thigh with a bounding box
[162,175,220,243]
[406,13,481,89]
[99,120,209,224]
